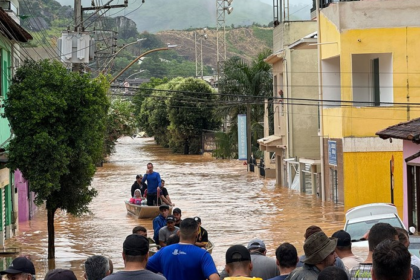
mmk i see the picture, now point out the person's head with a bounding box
[84,255,110,280]
[179,218,198,241]
[132,226,147,237]
[159,205,170,218]
[247,239,266,255]
[225,245,253,277]
[122,234,149,264]
[147,163,153,172]
[318,266,348,280]
[303,231,337,269]
[134,189,141,198]
[331,230,352,251]
[395,227,410,248]
[45,269,77,280]
[304,225,322,240]
[173,208,182,221]
[161,180,165,187]
[368,223,398,252]
[194,216,202,226]
[372,239,412,280]
[167,234,180,245]
[166,215,176,230]
[275,242,298,269]
[136,174,142,183]
[0,257,35,280]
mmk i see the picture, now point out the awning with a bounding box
[258,135,283,152]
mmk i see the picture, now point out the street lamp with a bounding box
[102,38,146,73]
[195,28,207,79]
[110,44,177,83]
[125,70,145,80]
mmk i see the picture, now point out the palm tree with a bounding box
[217,49,273,159]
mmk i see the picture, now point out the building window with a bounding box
[372,58,380,106]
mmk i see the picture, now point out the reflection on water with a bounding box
[4,137,345,279]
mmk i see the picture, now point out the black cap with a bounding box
[136,174,142,179]
[159,205,169,211]
[173,208,181,214]
[194,216,201,223]
[123,234,149,256]
[166,215,175,222]
[0,257,35,275]
[226,245,251,264]
[45,269,77,280]
[332,230,351,247]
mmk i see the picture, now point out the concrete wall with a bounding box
[322,0,420,32]
[288,49,320,159]
[273,21,317,53]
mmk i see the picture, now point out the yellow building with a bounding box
[318,0,420,215]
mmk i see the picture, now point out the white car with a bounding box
[344,203,406,242]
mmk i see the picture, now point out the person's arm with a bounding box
[164,195,174,206]
[131,183,136,197]
[157,173,162,187]
[158,228,166,247]
[129,197,135,204]
[208,273,220,280]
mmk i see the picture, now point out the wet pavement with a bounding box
[5,137,345,279]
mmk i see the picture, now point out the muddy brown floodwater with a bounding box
[3,137,345,280]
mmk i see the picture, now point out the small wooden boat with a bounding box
[125,201,172,219]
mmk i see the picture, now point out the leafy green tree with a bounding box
[218,50,273,159]
[5,60,109,259]
[167,77,221,154]
[105,98,137,155]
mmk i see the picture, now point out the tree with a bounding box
[105,98,137,156]
[167,77,221,154]
[218,50,273,159]
[5,60,109,259]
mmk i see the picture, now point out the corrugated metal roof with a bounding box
[376,117,420,144]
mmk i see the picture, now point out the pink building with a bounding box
[14,170,36,222]
[377,118,420,230]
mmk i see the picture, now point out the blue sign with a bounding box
[237,114,247,160]
[328,140,337,166]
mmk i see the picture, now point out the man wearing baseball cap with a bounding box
[224,244,262,280]
[158,215,179,247]
[332,230,363,270]
[220,239,279,280]
[287,231,338,280]
[194,216,208,248]
[173,208,182,227]
[0,256,35,280]
[103,234,165,280]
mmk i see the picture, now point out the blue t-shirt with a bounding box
[143,172,161,194]
[153,214,167,243]
[146,243,218,280]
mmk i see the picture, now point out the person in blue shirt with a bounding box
[153,205,170,244]
[142,162,162,206]
[147,218,219,280]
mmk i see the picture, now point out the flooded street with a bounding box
[6,137,345,279]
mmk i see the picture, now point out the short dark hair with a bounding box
[161,179,165,183]
[180,218,198,240]
[167,234,180,245]
[132,226,147,234]
[318,266,348,280]
[373,239,411,280]
[275,242,298,268]
[304,225,322,240]
[125,255,147,262]
[395,227,409,246]
[368,223,398,251]
[147,162,153,167]
[85,255,109,280]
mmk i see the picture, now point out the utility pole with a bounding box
[65,0,129,72]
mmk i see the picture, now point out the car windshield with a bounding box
[346,216,404,241]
